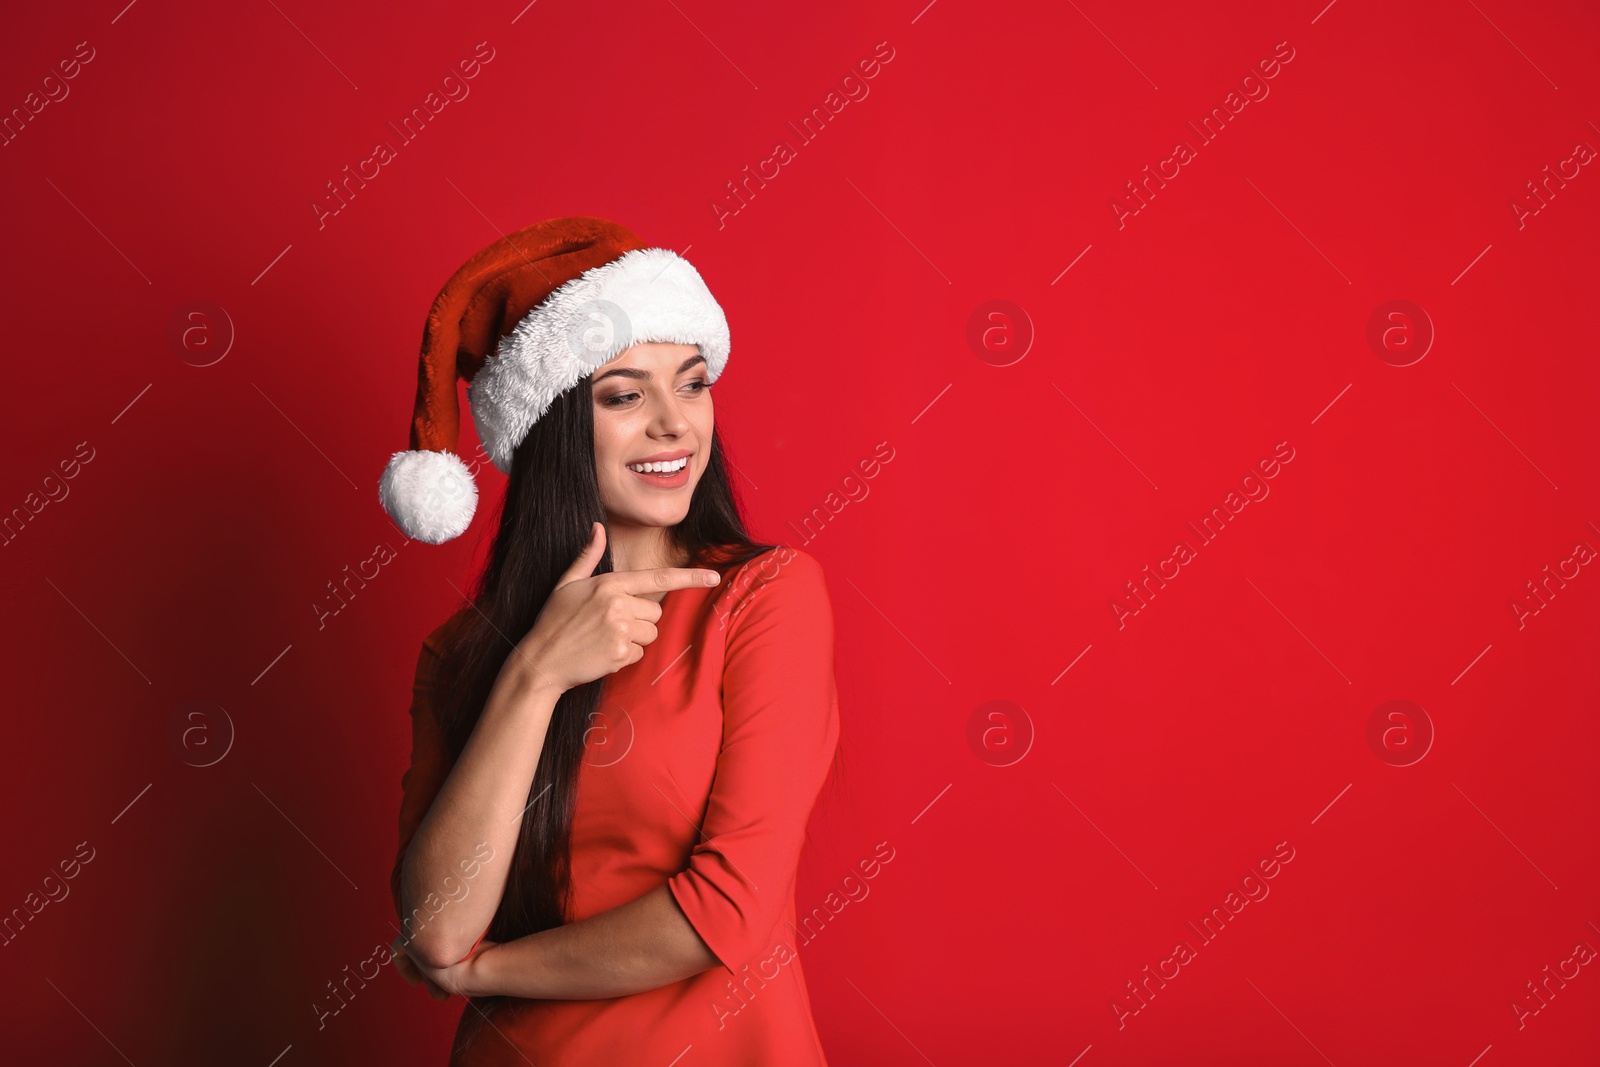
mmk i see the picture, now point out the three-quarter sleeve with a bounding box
[666,548,841,976]
[390,616,457,924]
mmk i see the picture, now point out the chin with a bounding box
[612,500,692,528]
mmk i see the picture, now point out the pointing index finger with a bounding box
[611,567,721,595]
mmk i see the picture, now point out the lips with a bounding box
[627,463,690,487]
[626,449,693,467]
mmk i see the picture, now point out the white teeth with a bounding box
[627,457,688,474]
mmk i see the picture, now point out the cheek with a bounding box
[592,415,625,467]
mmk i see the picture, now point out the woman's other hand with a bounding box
[391,933,499,1000]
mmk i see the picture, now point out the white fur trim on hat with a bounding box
[378,449,478,544]
[467,247,730,473]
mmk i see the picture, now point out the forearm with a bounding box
[472,885,720,999]
[400,666,562,968]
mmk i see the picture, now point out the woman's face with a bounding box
[591,341,715,529]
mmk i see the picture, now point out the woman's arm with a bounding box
[398,663,563,969]
[462,885,721,999]
[424,548,838,1001]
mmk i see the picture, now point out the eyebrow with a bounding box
[592,353,706,385]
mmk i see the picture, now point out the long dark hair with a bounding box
[431,372,774,942]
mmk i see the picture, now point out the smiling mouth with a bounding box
[625,457,690,475]
[625,455,692,487]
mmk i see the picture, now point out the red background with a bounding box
[3,0,1598,1063]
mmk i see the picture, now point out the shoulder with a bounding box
[715,545,831,629]
[729,544,826,589]
[420,604,474,660]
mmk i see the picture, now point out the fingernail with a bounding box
[704,571,720,585]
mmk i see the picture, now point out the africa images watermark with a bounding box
[783,440,897,547]
[1109,40,1297,229]
[317,839,496,1030]
[396,838,496,947]
[1509,928,1596,1031]
[310,41,497,230]
[709,841,898,1032]
[0,840,97,949]
[1508,135,1596,231]
[710,40,897,229]
[1,40,97,149]
[1110,840,1297,1029]
[791,840,896,949]
[714,542,801,634]
[312,540,404,630]
[1110,441,1297,629]
[1509,531,1594,631]
[1,440,97,549]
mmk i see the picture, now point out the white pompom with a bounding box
[378,449,478,544]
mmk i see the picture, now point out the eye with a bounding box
[601,380,705,407]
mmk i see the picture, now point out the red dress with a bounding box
[391,544,839,1065]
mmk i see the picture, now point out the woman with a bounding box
[376,217,840,1064]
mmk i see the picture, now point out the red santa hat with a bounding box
[378,216,731,544]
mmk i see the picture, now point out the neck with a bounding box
[605,521,686,573]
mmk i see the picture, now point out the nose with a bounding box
[646,388,691,438]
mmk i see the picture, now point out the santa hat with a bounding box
[378,216,731,544]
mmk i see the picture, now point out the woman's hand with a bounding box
[391,933,499,1000]
[505,522,720,693]
[391,934,450,1000]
